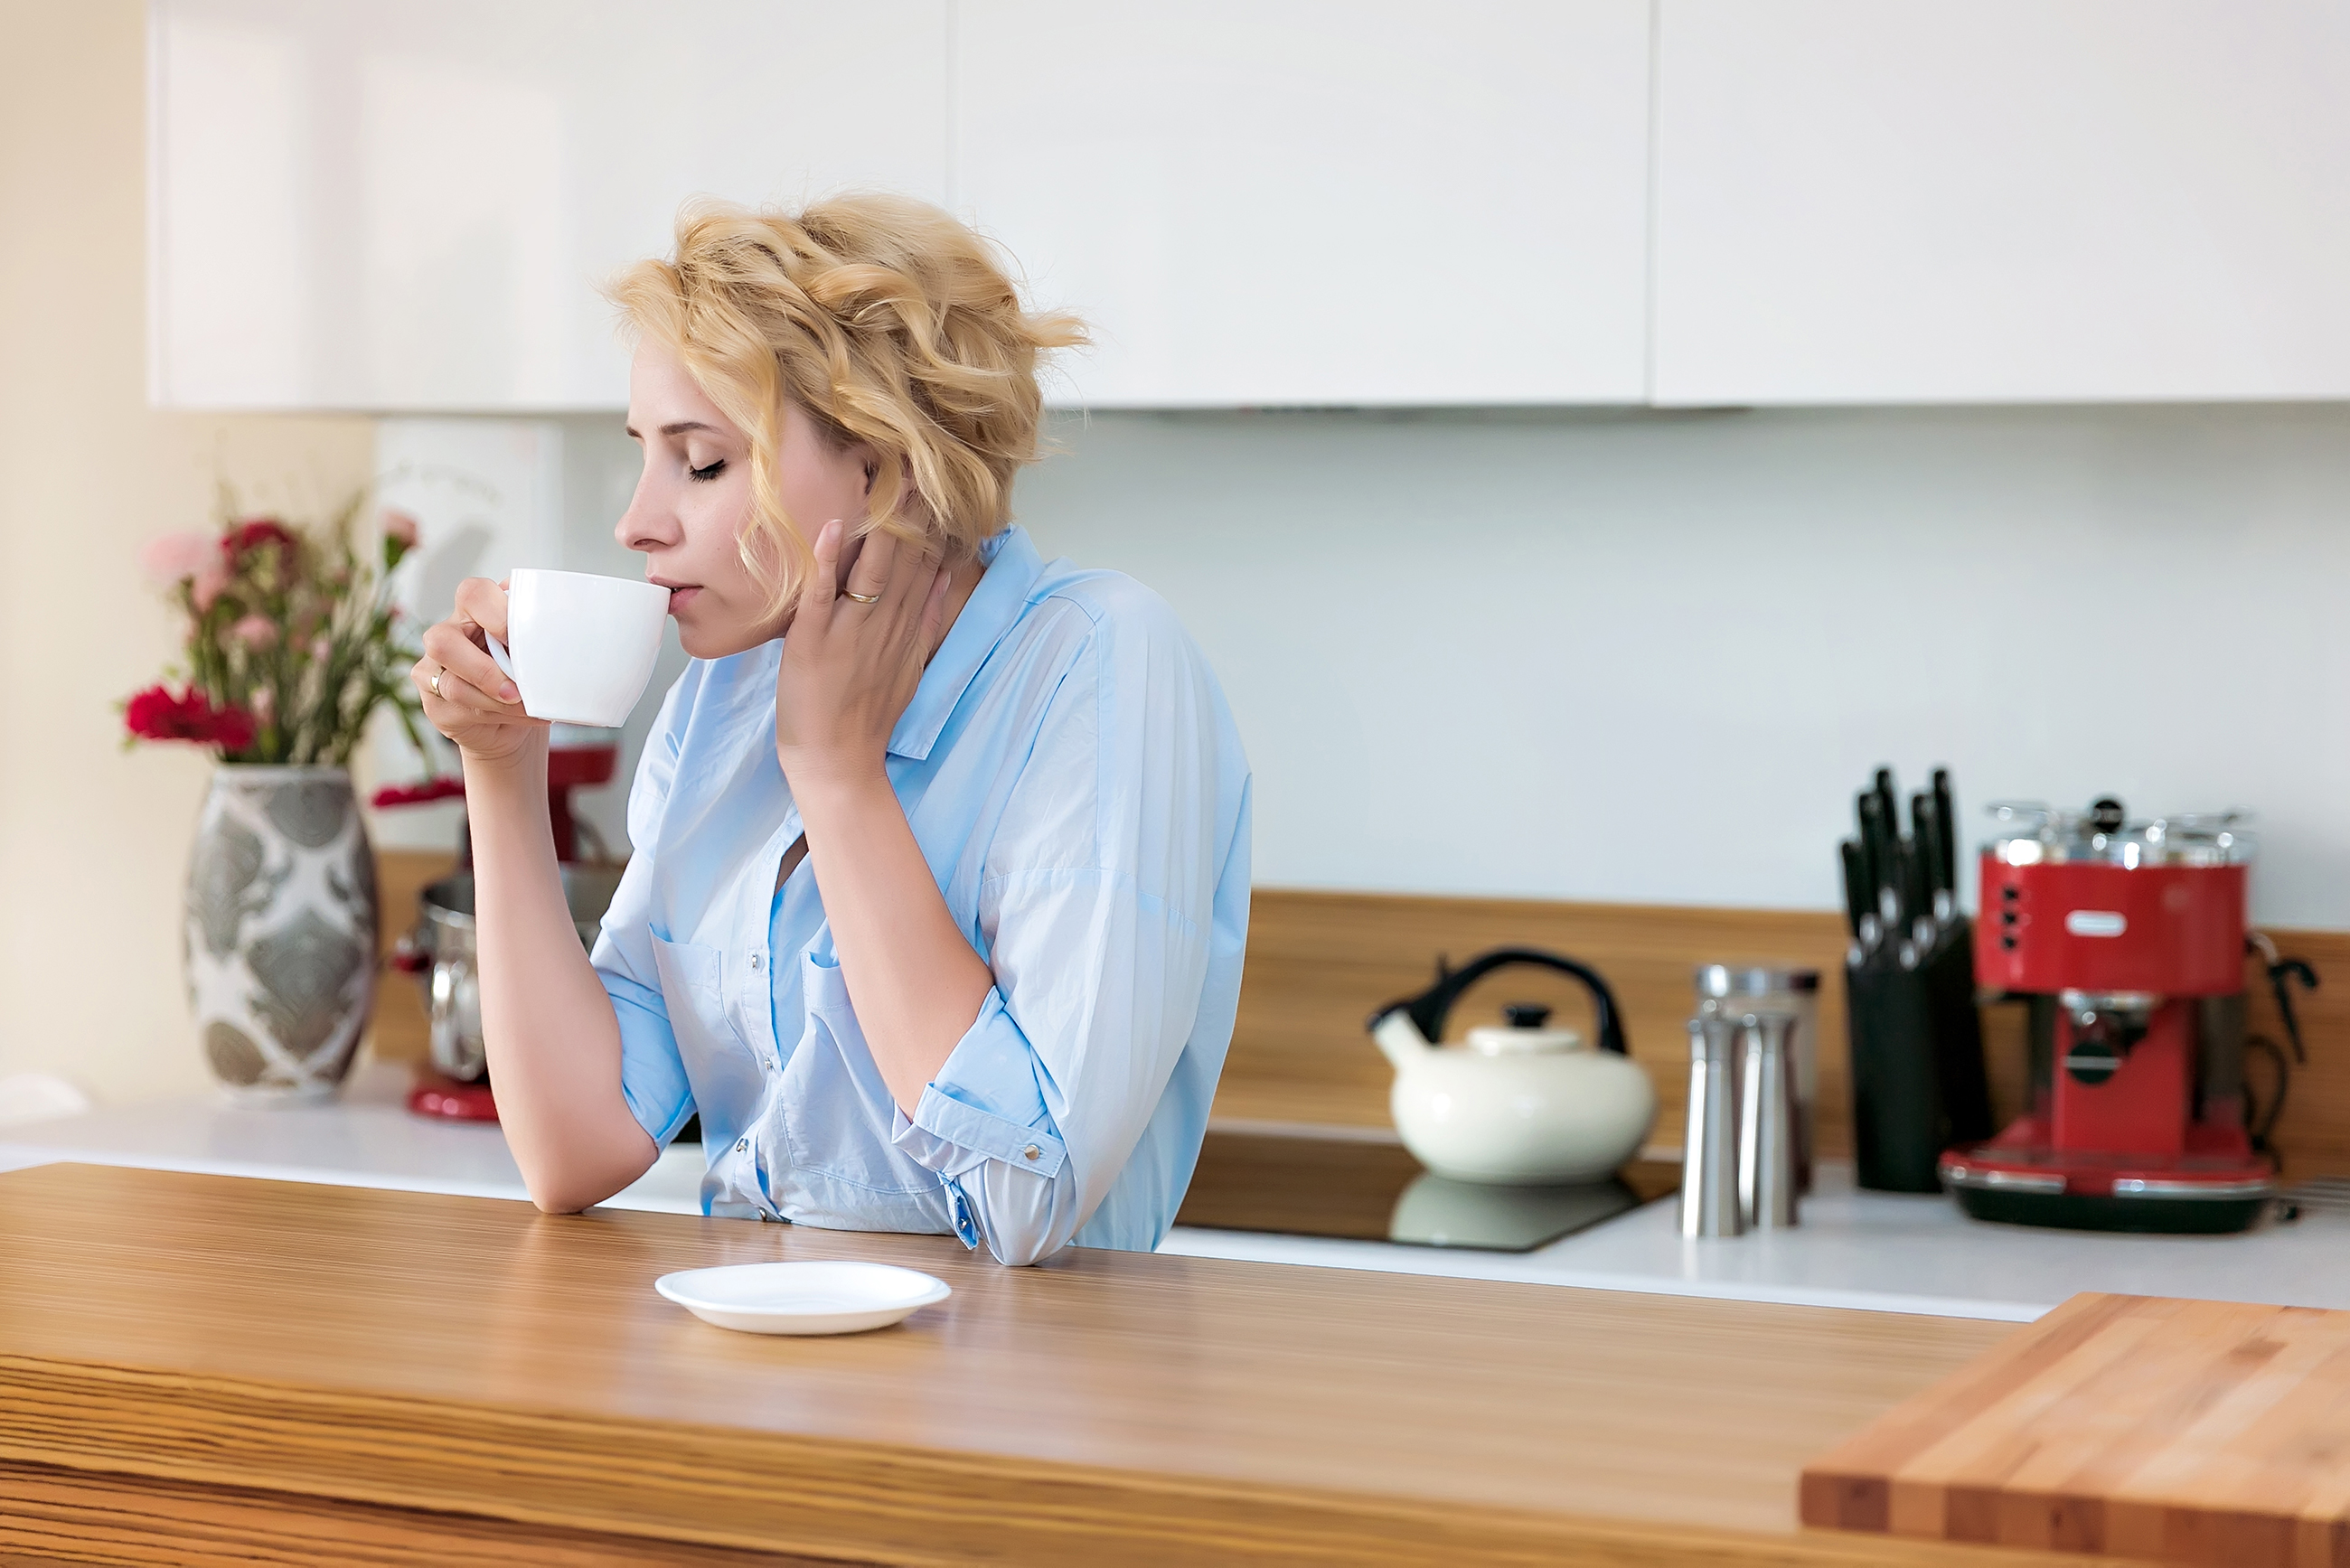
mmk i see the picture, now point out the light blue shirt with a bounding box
[590,528,1252,1265]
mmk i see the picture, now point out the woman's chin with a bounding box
[674,615,767,662]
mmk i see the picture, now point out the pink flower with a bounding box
[139,531,222,586]
[192,559,232,612]
[230,615,277,649]
[309,635,332,660]
[249,686,275,722]
[381,510,419,549]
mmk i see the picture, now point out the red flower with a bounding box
[226,518,298,560]
[370,776,467,809]
[123,685,258,751]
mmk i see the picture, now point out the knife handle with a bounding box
[1912,792,1944,895]
[1857,789,1895,926]
[1840,840,1870,941]
[1932,767,1958,894]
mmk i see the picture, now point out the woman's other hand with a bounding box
[775,521,950,792]
[416,577,548,767]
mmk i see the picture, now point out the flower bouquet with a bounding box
[128,488,436,1102]
[127,488,431,766]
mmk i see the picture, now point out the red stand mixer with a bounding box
[1941,799,2311,1234]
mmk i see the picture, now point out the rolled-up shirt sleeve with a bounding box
[888,601,1224,1265]
[589,675,698,1149]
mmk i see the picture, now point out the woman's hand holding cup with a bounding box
[417,577,546,767]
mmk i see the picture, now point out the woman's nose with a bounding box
[616,481,677,553]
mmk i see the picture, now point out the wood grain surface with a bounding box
[1212,888,1855,1140]
[367,858,2350,1177]
[369,848,449,1067]
[1209,887,2350,1178]
[1801,1292,2350,1566]
[0,1162,2131,1567]
[0,1460,837,1567]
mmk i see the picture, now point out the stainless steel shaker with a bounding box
[1679,1014,1744,1237]
[1736,1010,1800,1229]
[1696,965,1820,1190]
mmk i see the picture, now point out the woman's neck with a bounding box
[926,554,984,665]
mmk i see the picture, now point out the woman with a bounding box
[416,194,1251,1265]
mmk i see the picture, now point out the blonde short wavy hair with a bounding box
[607,192,1086,617]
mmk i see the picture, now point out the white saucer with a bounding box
[654,1261,952,1336]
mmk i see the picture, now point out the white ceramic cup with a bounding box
[484,568,671,728]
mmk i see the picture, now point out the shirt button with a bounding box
[736,1138,749,1152]
[749,953,762,972]
[1022,1144,1040,1161]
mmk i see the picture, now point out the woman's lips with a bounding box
[665,586,701,612]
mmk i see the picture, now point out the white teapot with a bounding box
[1369,948,1657,1186]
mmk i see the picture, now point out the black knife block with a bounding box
[1847,922,1994,1193]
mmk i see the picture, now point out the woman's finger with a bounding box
[801,518,843,634]
[917,562,951,649]
[421,620,519,704]
[451,577,510,642]
[843,526,896,606]
[415,656,512,719]
[879,542,937,617]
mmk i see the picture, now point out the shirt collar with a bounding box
[888,527,1045,762]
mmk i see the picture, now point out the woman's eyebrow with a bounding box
[621,420,719,439]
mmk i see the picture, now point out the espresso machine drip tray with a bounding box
[1173,1123,1680,1253]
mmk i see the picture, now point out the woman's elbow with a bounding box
[525,1171,616,1215]
[973,1181,1080,1267]
[986,1230,1069,1268]
[518,1139,657,1215]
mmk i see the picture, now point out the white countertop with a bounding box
[5,1063,2339,1325]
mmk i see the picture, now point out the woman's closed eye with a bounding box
[688,457,728,483]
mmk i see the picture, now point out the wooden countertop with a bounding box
[0,1164,2126,1566]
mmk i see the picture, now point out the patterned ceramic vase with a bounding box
[184,765,379,1103]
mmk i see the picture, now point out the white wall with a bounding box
[1001,405,2350,930]
[527,401,2350,930]
[0,0,376,1107]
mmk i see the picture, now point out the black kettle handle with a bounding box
[1368,947,1631,1056]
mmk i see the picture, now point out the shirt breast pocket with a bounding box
[649,935,764,1122]
[781,952,940,1197]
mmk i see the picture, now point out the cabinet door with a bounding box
[1653,0,2350,403]
[955,1,1653,406]
[151,0,948,410]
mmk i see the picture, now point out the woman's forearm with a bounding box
[465,737,656,1210]
[794,768,993,1116]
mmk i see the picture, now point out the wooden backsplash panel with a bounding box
[370,850,447,1068]
[1215,889,1855,1147]
[1217,888,2350,1180]
[365,856,2350,1177]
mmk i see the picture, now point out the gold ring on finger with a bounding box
[842,589,880,605]
[429,670,443,698]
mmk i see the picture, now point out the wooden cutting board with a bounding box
[1800,1292,2350,1566]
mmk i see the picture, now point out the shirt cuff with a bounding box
[889,987,1068,1180]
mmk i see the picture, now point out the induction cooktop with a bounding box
[1173,1122,1682,1253]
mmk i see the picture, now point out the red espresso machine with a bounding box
[1940,799,2303,1234]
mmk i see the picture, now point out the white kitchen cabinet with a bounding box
[954,1,1654,406]
[149,0,949,410]
[1652,0,2350,404]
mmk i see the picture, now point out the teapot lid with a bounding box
[1464,1002,1584,1056]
